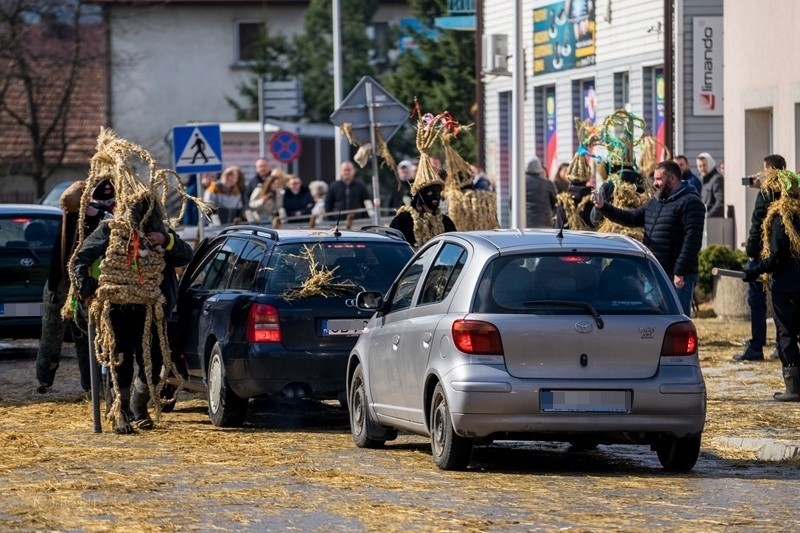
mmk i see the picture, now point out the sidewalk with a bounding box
[695,316,800,461]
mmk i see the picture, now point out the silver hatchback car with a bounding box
[346,229,706,471]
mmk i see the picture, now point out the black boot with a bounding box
[773,366,800,402]
[130,377,154,430]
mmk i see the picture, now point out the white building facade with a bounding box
[482,0,723,230]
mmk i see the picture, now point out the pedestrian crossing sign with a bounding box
[173,124,223,174]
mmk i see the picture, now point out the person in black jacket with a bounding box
[734,154,786,361]
[593,160,706,316]
[35,179,114,393]
[72,195,194,433]
[742,169,800,401]
[324,161,371,220]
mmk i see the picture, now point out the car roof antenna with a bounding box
[556,208,565,240]
[331,202,343,238]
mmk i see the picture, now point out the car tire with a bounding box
[349,364,386,449]
[656,434,701,471]
[430,383,472,470]
[207,342,248,427]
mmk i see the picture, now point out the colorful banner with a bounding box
[545,87,557,173]
[533,0,596,75]
[654,68,666,161]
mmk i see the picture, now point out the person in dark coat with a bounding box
[734,154,786,361]
[742,168,800,401]
[282,175,314,218]
[35,179,114,393]
[524,157,557,228]
[673,155,703,196]
[696,152,724,217]
[593,160,706,316]
[324,161,370,220]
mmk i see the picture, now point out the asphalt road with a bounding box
[1,330,799,531]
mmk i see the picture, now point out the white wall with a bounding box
[723,0,800,248]
[107,3,407,171]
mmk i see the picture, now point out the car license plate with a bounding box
[322,319,367,337]
[540,390,630,413]
[0,302,42,317]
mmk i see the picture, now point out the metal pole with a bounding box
[366,82,381,225]
[87,310,102,433]
[196,173,204,243]
[258,76,266,159]
[511,0,526,229]
[332,0,344,174]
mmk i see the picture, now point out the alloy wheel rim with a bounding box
[209,355,222,413]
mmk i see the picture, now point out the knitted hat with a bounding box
[526,157,544,175]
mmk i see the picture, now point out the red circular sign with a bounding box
[268,130,302,163]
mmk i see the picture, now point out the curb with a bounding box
[713,437,800,461]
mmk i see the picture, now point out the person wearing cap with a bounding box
[35,178,115,394]
[524,157,558,228]
[696,152,724,217]
[390,159,456,248]
[388,160,414,209]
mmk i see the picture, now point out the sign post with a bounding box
[173,123,223,241]
[330,76,409,225]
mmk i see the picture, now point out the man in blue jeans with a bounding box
[734,154,786,361]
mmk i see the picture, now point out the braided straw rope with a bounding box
[760,169,800,263]
[556,191,594,231]
[395,206,445,248]
[63,128,212,431]
[596,180,648,240]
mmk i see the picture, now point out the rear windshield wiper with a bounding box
[522,299,604,329]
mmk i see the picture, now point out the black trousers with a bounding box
[109,305,163,389]
[770,291,800,367]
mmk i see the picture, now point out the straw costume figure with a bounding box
[65,128,210,434]
[555,119,600,230]
[390,103,457,248]
[441,131,499,232]
[742,168,800,401]
[592,110,662,240]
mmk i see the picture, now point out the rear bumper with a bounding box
[225,345,348,400]
[442,364,707,439]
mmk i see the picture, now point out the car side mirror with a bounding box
[356,291,384,311]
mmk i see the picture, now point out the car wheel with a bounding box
[349,364,385,449]
[207,342,248,427]
[656,434,701,471]
[429,383,472,470]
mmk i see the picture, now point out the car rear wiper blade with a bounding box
[522,299,604,329]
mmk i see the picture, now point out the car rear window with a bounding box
[0,214,60,249]
[264,241,413,295]
[473,253,679,315]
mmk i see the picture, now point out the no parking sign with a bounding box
[268,130,302,163]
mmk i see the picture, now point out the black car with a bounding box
[173,225,414,427]
[0,204,62,339]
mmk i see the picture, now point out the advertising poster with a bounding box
[692,17,723,116]
[545,87,557,173]
[654,68,666,161]
[582,80,597,124]
[533,0,596,75]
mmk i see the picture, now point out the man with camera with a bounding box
[734,154,786,361]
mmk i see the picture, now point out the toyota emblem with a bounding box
[574,320,593,334]
[20,257,34,267]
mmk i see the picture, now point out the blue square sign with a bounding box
[173,124,223,174]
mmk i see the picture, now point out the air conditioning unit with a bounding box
[485,33,510,75]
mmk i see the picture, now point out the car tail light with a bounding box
[247,304,281,343]
[660,321,697,356]
[452,320,504,355]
